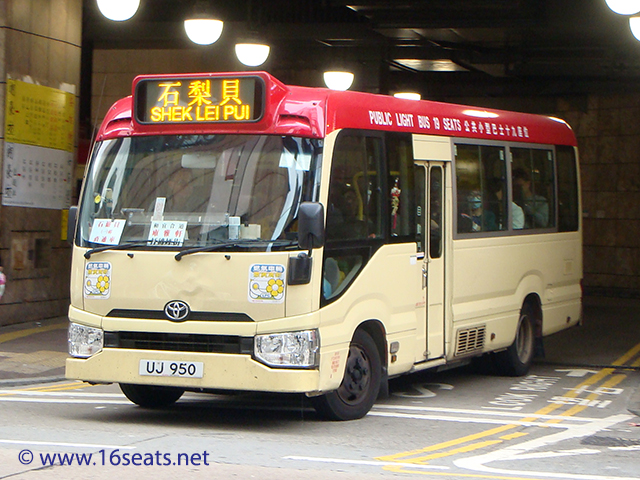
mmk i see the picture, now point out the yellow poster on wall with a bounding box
[4,79,75,152]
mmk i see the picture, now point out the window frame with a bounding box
[453,139,566,239]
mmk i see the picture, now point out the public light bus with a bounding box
[66,72,582,420]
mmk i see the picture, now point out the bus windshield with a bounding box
[77,134,322,251]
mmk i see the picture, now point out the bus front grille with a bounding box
[104,331,254,355]
[455,326,486,356]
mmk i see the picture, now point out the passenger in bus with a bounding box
[489,178,525,230]
[327,188,371,239]
[512,168,548,228]
[459,191,497,232]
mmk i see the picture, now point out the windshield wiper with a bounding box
[84,241,150,259]
[175,239,298,261]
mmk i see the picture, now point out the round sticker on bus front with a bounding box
[248,264,285,304]
[84,262,112,299]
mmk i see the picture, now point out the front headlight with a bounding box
[254,329,319,368]
[68,323,104,358]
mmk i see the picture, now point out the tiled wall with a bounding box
[0,0,82,326]
[560,96,640,297]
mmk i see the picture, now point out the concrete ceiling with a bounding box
[82,0,640,101]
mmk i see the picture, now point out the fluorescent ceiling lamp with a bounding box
[323,71,354,91]
[393,58,467,72]
[631,16,640,40]
[235,43,270,67]
[605,0,640,15]
[184,18,224,45]
[97,0,140,21]
[394,92,421,100]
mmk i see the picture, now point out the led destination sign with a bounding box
[135,76,264,124]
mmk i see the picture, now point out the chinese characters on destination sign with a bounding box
[136,77,261,124]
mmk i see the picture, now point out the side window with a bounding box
[556,146,579,232]
[455,144,508,234]
[324,132,383,302]
[415,167,426,253]
[326,134,383,241]
[511,148,555,229]
[387,133,415,240]
[430,167,443,258]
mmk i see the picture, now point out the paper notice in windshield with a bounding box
[248,264,286,303]
[89,219,126,245]
[148,220,187,246]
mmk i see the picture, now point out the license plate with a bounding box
[139,359,204,378]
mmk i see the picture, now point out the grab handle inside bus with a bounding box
[297,202,325,252]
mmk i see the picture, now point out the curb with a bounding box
[0,375,67,388]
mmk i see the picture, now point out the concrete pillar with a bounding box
[0,0,82,325]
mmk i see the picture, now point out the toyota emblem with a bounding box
[164,300,190,321]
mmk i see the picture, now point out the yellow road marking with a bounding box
[30,382,94,393]
[409,440,504,463]
[376,340,640,472]
[377,424,516,461]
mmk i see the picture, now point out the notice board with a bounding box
[2,79,75,209]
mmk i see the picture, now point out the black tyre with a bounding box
[313,329,381,421]
[494,302,536,376]
[120,383,184,408]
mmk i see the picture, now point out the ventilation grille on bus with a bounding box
[455,326,486,356]
[104,332,253,355]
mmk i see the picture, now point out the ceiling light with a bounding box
[605,0,640,15]
[394,92,421,101]
[235,43,270,67]
[97,0,140,21]
[184,18,224,45]
[323,71,354,91]
[630,16,640,39]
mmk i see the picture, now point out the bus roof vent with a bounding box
[455,325,486,356]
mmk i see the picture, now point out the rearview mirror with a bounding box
[298,202,325,250]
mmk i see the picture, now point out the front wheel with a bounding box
[494,302,536,376]
[120,384,184,408]
[312,329,381,421]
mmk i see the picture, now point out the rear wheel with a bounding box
[119,384,184,408]
[494,302,536,376]
[313,329,381,421]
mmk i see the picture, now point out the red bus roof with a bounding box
[95,71,577,147]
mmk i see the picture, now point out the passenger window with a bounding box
[430,167,443,258]
[511,148,555,229]
[455,144,508,234]
[556,146,579,232]
[326,134,383,240]
[387,133,416,240]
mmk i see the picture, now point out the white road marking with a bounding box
[493,448,600,460]
[0,390,125,397]
[454,414,636,480]
[556,369,600,378]
[0,439,135,449]
[373,404,596,422]
[283,455,449,470]
[368,410,571,428]
[0,397,131,405]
